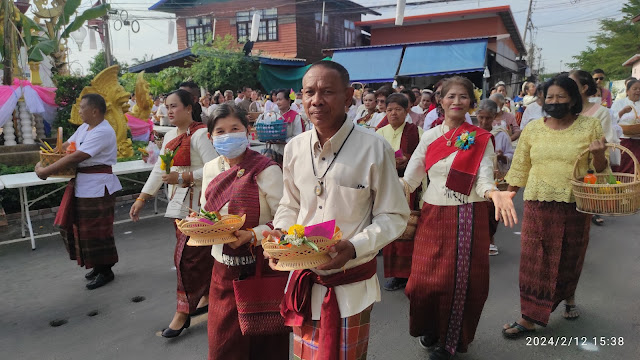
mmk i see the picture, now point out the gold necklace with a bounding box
[441,124,461,146]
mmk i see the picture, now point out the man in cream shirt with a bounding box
[265,61,410,359]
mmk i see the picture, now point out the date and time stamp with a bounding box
[525,336,625,347]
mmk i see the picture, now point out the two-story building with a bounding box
[131,0,378,76]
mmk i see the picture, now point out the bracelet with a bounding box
[136,197,146,203]
[247,228,258,247]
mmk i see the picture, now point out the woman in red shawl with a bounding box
[201,104,289,360]
[402,76,517,360]
[129,89,218,338]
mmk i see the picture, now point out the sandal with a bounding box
[502,321,535,339]
[591,215,604,226]
[563,304,580,320]
[489,244,499,256]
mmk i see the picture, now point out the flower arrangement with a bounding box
[455,131,476,151]
[159,147,178,174]
[277,224,320,252]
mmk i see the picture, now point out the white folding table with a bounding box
[0,160,156,250]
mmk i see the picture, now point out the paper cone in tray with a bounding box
[261,220,342,271]
[176,214,246,246]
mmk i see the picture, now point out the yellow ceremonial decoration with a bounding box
[129,72,153,121]
[70,65,134,158]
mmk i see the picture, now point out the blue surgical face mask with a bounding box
[212,132,248,159]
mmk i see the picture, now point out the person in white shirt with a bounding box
[520,85,544,130]
[613,78,640,174]
[128,94,136,111]
[368,86,393,128]
[412,92,432,115]
[35,94,122,290]
[129,89,218,339]
[402,76,516,358]
[263,90,278,113]
[264,61,410,360]
[155,97,170,126]
[151,97,160,115]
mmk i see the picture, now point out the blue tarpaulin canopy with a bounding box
[398,39,488,77]
[332,46,404,82]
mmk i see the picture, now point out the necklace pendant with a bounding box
[315,183,323,196]
[447,140,452,146]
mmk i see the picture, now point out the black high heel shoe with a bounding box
[191,304,208,316]
[161,316,191,338]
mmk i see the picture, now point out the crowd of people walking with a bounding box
[33,58,634,360]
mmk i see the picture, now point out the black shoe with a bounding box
[429,346,453,360]
[383,277,408,291]
[418,335,438,349]
[191,304,208,317]
[86,271,114,290]
[161,317,190,338]
[85,268,99,280]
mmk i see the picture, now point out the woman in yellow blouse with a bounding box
[502,75,608,339]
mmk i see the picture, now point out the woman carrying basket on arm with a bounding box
[402,76,517,360]
[200,104,288,360]
[501,75,607,339]
[612,79,640,174]
[129,89,218,338]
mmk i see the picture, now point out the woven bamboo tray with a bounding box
[177,214,246,246]
[620,123,640,136]
[39,151,75,178]
[570,143,640,216]
[262,231,342,271]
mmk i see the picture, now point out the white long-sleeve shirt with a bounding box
[273,119,410,320]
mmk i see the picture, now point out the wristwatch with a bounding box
[177,172,184,185]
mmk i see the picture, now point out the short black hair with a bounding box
[81,94,107,115]
[400,88,416,104]
[242,86,252,92]
[304,60,350,87]
[276,88,294,105]
[411,86,420,91]
[179,81,199,91]
[543,75,583,115]
[569,70,598,97]
[386,93,409,109]
[592,68,605,75]
[207,103,249,133]
[375,86,393,99]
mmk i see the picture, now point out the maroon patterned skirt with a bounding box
[173,222,213,314]
[614,138,640,174]
[60,194,118,269]
[207,260,289,360]
[406,202,490,355]
[519,201,590,326]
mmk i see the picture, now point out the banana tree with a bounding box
[21,0,110,74]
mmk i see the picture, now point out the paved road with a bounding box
[1,194,638,360]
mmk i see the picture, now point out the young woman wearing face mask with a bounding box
[129,89,218,338]
[200,104,288,360]
[502,75,608,339]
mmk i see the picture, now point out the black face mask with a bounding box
[543,103,571,119]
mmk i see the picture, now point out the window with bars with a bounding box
[236,8,278,42]
[315,13,329,43]
[344,20,356,46]
[186,16,212,47]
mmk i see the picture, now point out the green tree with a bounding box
[567,0,640,79]
[188,34,260,92]
[88,50,128,76]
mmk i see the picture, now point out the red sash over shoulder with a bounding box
[280,258,377,360]
[165,122,206,167]
[424,122,492,196]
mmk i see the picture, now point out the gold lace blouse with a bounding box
[505,115,605,203]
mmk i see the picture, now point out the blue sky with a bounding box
[64,0,627,77]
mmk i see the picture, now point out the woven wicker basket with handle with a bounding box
[40,127,75,178]
[570,143,640,216]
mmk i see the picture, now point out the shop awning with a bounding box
[398,39,488,77]
[332,46,403,83]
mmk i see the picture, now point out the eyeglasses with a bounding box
[594,77,605,81]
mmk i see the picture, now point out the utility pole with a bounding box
[101,0,113,67]
[523,0,534,45]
